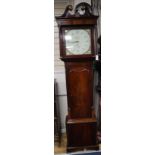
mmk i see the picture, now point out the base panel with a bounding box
[66,117,98,153]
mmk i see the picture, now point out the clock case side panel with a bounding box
[65,61,95,118]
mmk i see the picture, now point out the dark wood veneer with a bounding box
[66,120,97,147]
[56,17,98,26]
[65,61,93,118]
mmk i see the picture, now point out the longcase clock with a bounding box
[55,2,99,152]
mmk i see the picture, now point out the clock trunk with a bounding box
[65,61,93,118]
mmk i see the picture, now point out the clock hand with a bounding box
[67,41,79,43]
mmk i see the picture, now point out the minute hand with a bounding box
[67,41,79,43]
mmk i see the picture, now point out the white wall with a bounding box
[54,71,67,133]
[74,0,91,6]
[54,0,70,71]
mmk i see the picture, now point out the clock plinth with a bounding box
[66,117,99,152]
[55,2,99,152]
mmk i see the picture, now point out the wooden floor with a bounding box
[54,133,67,154]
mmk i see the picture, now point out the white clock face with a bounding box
[65,29,91,55]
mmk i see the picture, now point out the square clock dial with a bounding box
[64,29,91,55]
